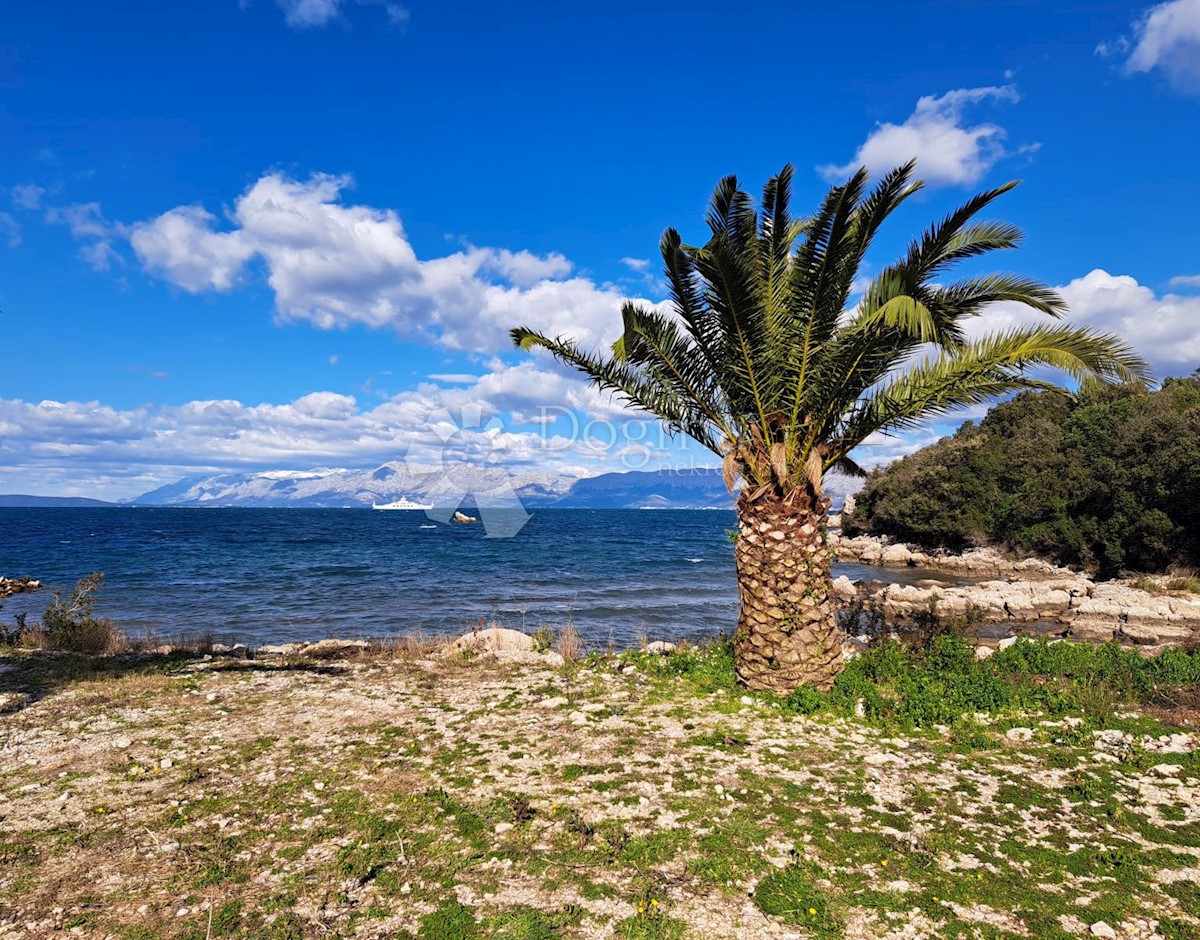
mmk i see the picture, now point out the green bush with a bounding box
[40,573,123,654]
[846,376,1200,576]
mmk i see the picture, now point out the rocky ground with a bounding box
[830,534,1200,651]
[1,636,1198,940]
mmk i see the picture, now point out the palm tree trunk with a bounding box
[733,491,844,693]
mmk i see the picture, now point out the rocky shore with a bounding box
[0,577,39,600]
[831,533,1200,650]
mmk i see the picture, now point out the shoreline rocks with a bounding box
[831,532,1064,579]
[0,576,41,599]
[831,533,1200,649]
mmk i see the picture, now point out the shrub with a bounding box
[847,377,1200,576]
[40,573,124,654]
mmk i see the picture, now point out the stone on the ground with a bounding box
[442,627,532,653]
[644,641,676,655]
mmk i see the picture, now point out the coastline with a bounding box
[830,532,1200,651]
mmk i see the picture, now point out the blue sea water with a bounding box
[0,508,943,648]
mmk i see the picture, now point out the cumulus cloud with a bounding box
[131,205,255,291]
[274,0,408,29]
[1169,274,1200,288]
[819,86,1025,187]
[130,172,642,353]
[970,269,1200,377]
[1124,0,1200,92]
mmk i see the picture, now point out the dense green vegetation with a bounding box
[846,375,1200,576]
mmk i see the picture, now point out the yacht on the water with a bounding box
[371,497,434,511]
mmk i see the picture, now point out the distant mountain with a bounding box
[129,463,854,510]
[0,495,118,508]
[130,462,576,509]
[561,468,733,509]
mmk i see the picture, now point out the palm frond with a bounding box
[510,326,722,453]
[827,324,1151,460]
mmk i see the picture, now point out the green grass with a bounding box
[638,634,1200,732]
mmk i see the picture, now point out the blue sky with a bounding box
[2,0,1199,499]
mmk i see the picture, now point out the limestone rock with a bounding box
[644,641,677,655]
[442,627,534,656]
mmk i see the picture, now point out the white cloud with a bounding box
[274,0,408,29]
[130,172,643,354]
[1125,0,1200,92]
[819,86,1024,187]
[131,205,254,290]
[971,269,1200,377]
[46,202,128,271]
[1169,273,1200,288]
[11,183,44,210]
[0,357,698,500]
[620,257,650,272]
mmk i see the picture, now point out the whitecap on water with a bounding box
[419,525,437,529]
[685,557,703,563]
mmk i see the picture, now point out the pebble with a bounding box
[494,822,513,834]
[159,758,173,769]
[1005,727,1035,742]
[535,696,568,709]
[113,736,133,750]
[1090,922,1116,939]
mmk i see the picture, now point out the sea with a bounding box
[0,508,952,648]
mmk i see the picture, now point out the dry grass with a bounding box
[382,630,442,660]
[554,623,583,662]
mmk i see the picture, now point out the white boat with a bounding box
[371,497,433,511]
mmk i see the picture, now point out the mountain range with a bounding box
[2,465,854,510]
[128,464,741,509]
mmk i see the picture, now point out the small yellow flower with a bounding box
[637,904,645,914]
[932,896,939,902]
[880,859,888,867]
[650,900,658,908]
[808,907,817,916]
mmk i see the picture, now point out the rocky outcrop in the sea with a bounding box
[831,534,1200,649]
[0,576,40,599]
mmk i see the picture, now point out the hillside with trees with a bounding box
[845,375,1200,577]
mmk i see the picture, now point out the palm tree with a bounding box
[511,163,1148,693]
